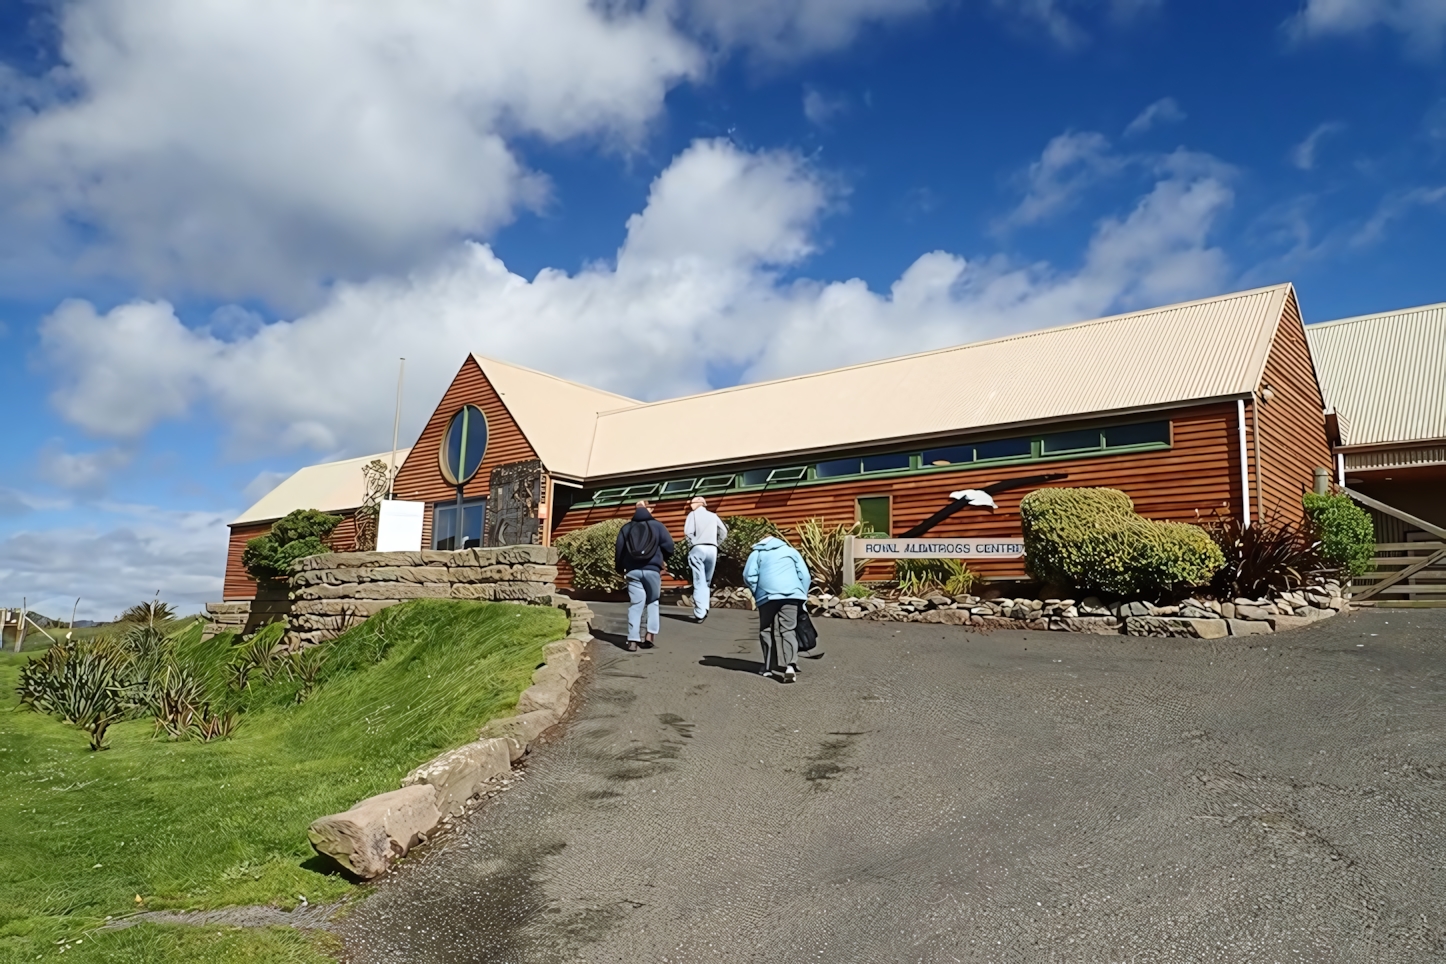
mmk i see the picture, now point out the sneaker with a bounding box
[782,665,797,683]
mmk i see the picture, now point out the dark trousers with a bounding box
[758,599,802,672]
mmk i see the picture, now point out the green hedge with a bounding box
[554,518,627,592]
[1020,487,1225,598]
[1303,492,1374,577]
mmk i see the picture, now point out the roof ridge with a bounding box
[595,283,1292,418]
[1310,299,1446,329]
[472,352,641,405]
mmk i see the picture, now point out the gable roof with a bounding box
[581,284,1294,479]
[232,449,410,526]
[1306,300,1446,448]
[471,354,640,480]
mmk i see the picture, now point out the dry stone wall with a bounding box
[286,545,565,647]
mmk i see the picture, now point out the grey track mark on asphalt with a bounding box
[337,604,1446,963]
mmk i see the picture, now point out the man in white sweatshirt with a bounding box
[683,496,728,622]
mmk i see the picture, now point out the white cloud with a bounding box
[0,503,228,621]
[35,444,132,496]
[1124,97,1186,137]
[1354,184,1446,245]
[803,86,849,126]
[1290,121,1347,170]
[1287,0,1446,55]
[680,0,936,58]
[0,1,953,307]
[39,136,1235,463]
[997,131,1129,228]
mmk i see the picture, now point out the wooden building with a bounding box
[221,283,1337,597]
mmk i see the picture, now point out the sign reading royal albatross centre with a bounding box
[842,535,1025,584]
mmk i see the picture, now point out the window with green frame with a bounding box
[570,418,1171,508]
[857,496,891,535]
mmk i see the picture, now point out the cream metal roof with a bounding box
[582,284,1294,479]
[232,449,411,526]
[471,354,640,480]
[1306,301,1446,448]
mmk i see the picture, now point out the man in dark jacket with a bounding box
[614,502,675,651]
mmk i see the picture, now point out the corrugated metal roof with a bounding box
[472,354,640,480]
[582,284,1292,479]
[1306,301,1446,447]
[232,449,411,525]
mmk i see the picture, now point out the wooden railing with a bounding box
[1341,487,1446,608]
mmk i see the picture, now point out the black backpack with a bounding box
[796,607,819,653]
[622,520,660,566]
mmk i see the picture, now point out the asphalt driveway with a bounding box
[337,603,1446,963]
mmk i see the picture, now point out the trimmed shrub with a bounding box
[1020,487,1224,599]
[717,516,785,587]
[555,518,627,592]
[667,537,694,583]
[1303,492,1375,577]
[895,558,976,597]
[242,509,341,581]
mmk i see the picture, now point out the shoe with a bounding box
[625,640,639,652]
[641,633,655,648]
[782,665,797,683]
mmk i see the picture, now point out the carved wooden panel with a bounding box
[485,460,543,547]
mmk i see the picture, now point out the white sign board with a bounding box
[855,537,1025,559]
[376,499,425,552]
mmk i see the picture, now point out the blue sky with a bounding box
[0,0,1443,619]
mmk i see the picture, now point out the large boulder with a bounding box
[308,784,441,878]
[401,738,511,817]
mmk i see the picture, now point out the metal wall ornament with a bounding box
[438,404,489,486]
[485,460,544,547]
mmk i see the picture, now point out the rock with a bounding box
[1329,597,1346,611]
[402,739,511,816]
[1125,616,1199,637]
[544,638,586,662]
[516,677,570,717]
[1179,605,1215,620]
[1186,618,1228,639]
[971,616,1022,632]
[926,594,952,609]
[308,785,441,878]
[1052,616,1123,635]
[1119,601,1152,618]
[1228,619,1272,636]
[1234,604,1271,621]
[478,710,559,761]
[1219,602,1235,619]
[1267,614,1316,632]
[533,656,579,690]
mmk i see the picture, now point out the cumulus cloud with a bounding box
[1287,0,1446,55]
[1124,97,1186,137]
[39,135,1234,462]
[1290,121,1347,170]
[0,0,952,307]
[0,504,228,621]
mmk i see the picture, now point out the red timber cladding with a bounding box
[551,402,1246,586]
[222,511,360,600]
[390,356,539,549]
[1256,290,1332,526]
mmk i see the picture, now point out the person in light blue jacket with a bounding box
[743,535,811,683]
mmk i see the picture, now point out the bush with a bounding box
[895,558,976,597]
[1203,512,1323,598]
[1020,487,1225,599]
[242,509,341,580]
[119,599,177,624]
[793,518,864,594]
[717,516,785,587]
[1303,492,1374,577]
[841,582,874,599]
[667,537,694,583]
[555,518,627,592]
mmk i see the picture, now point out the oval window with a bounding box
[439,404,488,485]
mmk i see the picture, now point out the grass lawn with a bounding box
[0,600,566,963]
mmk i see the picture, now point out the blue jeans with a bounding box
[688,545,718,619]
[625,569,661,642]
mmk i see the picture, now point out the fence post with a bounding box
[842,535,856,588]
